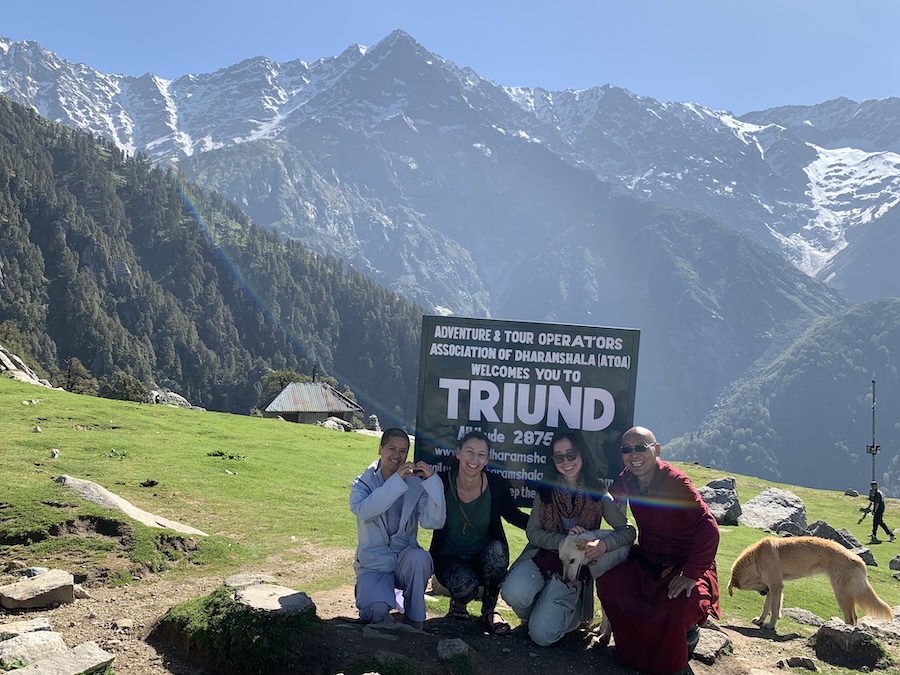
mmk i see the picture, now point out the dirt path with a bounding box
[5,541,897,675]
[7,574,831,675]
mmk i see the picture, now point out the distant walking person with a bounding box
[869,481,895,543]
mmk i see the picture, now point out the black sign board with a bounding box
[415,316,640,505]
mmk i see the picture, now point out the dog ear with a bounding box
[575,539,589,552]
[727,571,740,595]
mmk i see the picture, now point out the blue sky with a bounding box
[4,1,897,115]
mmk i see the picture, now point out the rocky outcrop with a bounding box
[806,520,876,565]
[811,619,895,670]
[145,388,204,410]
[0,617,113,673]
[738,487,807,532]
[698,476,742,525]
[55,475,208,536]
[0,343,54,388]
[318,416,354,431]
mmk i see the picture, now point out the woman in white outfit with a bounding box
[350,428,446,629]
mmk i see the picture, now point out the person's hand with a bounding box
[411,461,434,479]
[583,538,608,561]
[398,461,418,479]
[568,525,587,535]
[667,573,698,599]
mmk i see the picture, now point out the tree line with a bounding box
[0,96,424,427]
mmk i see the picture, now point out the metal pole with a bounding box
[869,379,878,483]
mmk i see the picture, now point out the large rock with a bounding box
[0,631,68,668]
[146,388,195,408]
[738,488,807,532]
[0,569,74,609]
[0,343,55,388]
[234,584,316,615]
[13,641,114,675]
[691,626,732,665]
[811,620,892,670]
[55,474,208,535]
[805,521,876,566]
[698,477,741,525]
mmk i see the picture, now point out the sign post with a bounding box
[415,316,640,505]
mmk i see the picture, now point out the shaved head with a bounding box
[623,426,657,444]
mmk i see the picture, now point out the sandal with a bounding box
[448,600,469,620]
[484,609,511,635]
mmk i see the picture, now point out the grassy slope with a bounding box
[2,375,899,627]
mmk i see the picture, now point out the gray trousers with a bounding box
[500,558,582,646]
[355,545,433,624]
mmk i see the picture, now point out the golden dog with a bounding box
[728,536,893,629]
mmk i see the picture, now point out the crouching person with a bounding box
[350,428,446,629]
[501,432,635,646]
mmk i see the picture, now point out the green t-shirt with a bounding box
[440,483,492,556]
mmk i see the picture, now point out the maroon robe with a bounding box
[596,460,720,675]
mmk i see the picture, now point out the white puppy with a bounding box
[558,531,631,642]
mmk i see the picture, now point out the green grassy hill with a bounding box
[2,375,899,630]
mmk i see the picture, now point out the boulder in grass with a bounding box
[0,569,74,610]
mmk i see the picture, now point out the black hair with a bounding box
[379,427,410,448]
[457,429,492,451]
[538,430,606,501]
[449,429,492,473]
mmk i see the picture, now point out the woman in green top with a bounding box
[430,430,529,634]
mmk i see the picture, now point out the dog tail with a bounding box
[858,582,894,622]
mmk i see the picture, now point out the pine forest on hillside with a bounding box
[0,97,423,426]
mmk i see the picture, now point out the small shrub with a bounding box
[155,585,320,673]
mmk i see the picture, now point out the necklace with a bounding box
[451,472,486,535]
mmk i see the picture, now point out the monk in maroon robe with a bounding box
[596,426,720,675]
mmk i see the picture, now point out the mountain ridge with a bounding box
[3,30,898,289]
[3,31,900,494]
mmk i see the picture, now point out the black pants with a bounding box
[434,539,507,616]
[872,511,892,538]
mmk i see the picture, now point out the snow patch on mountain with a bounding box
[785,146,900,275]
[2,30,899,288]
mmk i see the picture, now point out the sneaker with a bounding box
[870,536,881,544]
[890,534,896,542]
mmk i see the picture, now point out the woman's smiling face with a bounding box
[456,437,489,477]
[378,436,410,477]
[550,437,582,485]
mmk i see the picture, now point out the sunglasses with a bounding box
[551,450,579,464]
[620,442,656,454]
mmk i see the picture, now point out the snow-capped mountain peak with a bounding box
[1,30,898,302]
